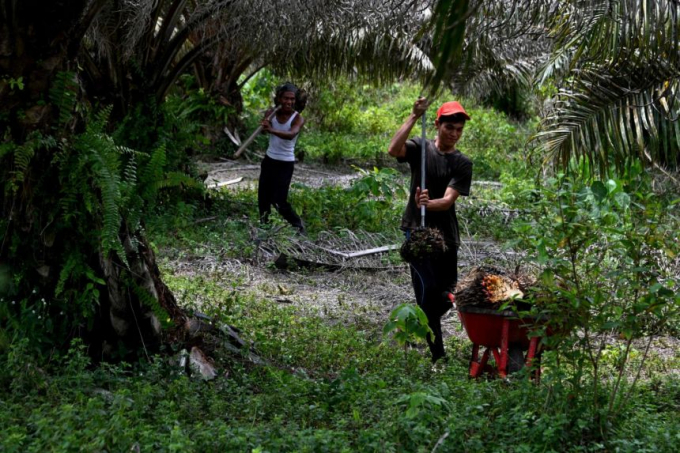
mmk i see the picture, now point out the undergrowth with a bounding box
[2,287,678,452]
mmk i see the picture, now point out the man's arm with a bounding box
[262,114,305,140]
[415,187,460,211]
[388,97,428,159]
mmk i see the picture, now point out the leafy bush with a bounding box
[513,161,680,426]
[162,74,239,159]
[305,79,419,134]
[290,166,406,233]
[459,107,537,181]
[383,303,433,372]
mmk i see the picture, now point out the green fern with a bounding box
[49,71,79,130]
[138,143,166,202]
[4,132,58,186]
[11,138,35,184]
[55,253,80,298]
[56,106,129,264]
[128,274,172,329]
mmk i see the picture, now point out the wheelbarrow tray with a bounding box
[457,305,546,379]
[457,305,539,350]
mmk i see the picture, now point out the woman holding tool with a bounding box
[257,82,306,234]
[388,97,473,363]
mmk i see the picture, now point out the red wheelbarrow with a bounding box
[455,303,545,380]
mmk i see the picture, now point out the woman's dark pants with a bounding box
[258,155,304,232]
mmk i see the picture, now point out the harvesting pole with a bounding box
[233,106,281,159]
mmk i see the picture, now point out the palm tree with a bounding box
[429,0,680,173]
[0,1,189,359]
[0,0,467,358]
[81,0,240,121]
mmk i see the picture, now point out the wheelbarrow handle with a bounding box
[444,291,456,307]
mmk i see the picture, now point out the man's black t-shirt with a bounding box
[398,136,472,247]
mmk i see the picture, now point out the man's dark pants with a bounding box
[409,243,458,362]
[258,155,304,231]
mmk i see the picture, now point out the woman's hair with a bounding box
[275,82,299,99]
[274,82,307,112]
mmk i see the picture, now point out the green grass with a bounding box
[2,286,678,452]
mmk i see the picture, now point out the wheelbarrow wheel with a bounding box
[507,344,525,374]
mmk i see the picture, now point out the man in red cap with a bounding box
[387,98,473,363]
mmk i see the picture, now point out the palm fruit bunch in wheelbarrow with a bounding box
[455,265,535,308]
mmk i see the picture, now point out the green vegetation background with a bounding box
[1,78,678,453]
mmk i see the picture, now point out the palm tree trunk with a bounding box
[0,0,185,359]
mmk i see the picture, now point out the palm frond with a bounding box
[452,33,548,100]
[535,62,680,174]
[404,1,554,103]
[278,29,434,87]
[423,0,471,96]
[536,1,610,84]
[534,0,680,172]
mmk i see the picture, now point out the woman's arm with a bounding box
[262,114,305,140]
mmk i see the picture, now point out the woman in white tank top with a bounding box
[257,82,306,234]
[266,111,299,162]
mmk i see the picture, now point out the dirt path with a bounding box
[173,152,530,346]
[169,251,679,377]
[202,158,361,191]
[168,251,469,345]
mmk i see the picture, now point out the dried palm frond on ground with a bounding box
[399,228,447,263]
[455,265,536,308]
[257,228,404,271]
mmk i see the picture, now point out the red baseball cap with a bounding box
[436,101,470,121]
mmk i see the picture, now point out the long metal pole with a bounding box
[420,111,426,228]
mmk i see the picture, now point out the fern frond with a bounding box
[139,143,167,201]
[68,109,127,263]
[122,155,138,185]
[55,252,81,297]
[11,140,35,184]
[89,105,114,133]
[8,132,57,185]
[115,145,147,157]
[49,71,79,130]
[91,148,123,256]
[129,276,172,329]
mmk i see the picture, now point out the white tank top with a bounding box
[266,111,299,162]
